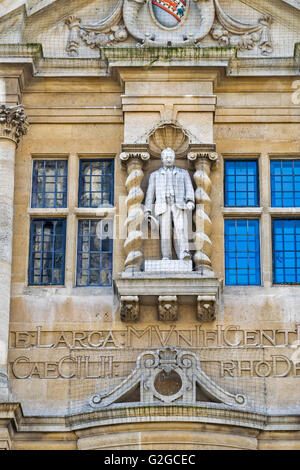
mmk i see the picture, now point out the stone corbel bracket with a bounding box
[0,105,29,146]
[197,295,217,322]
[120,295,140,322]
[89,346,246,408]
[158,296,178,322]
[120,145,150,273]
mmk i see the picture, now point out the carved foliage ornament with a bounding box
[65,0,273,55]
[0,105,29,145]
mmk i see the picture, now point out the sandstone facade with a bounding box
[0,0,299,450]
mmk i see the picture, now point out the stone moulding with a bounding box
[0,45,299,77]
[1,404,300,445]
[89,346,246,409]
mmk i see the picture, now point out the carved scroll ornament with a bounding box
[65,0,127,56]
[89,346,246,408]
[65,0,273,55]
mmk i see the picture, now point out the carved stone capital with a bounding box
[187,151,219,165]
[120,149,150,168]
[120,296,140,322]
[0,104,29,145]
[197,296,216,322]
[158,296,178,322]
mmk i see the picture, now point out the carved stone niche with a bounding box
[89,346,247,408]
[147,121,190,159]
[120,296,140,322]
[158,296,178,322]
[197,296,216,323]
[117,121,221,323]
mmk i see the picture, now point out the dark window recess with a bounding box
[77,219,113,286]
[31,160,68,208]
[28,219,66,285]
[78,160,114,208]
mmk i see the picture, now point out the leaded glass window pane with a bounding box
[78,160,114,208]
[29,219,66,285]
[31,160,68,208]
[273,219,300,284]
[224,160,259,207]
[225,219,261,286]
[271,160,300,207]
[77,219,113,286]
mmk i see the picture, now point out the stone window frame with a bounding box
[222,153,263,287]
[224,158,260,208]
[27,153,116,290]
[31,158,69,209]
[28,217,67,286]
[268,153,300,286]
[222,153,300,288]
[224,218,261,286]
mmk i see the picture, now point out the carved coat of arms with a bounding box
[65,0,273,54]
[151,0,188,28]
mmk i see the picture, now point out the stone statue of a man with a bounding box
[144,147,195,261]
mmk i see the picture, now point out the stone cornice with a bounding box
[1,402,300,434]
[0,104,29,145]
[0,44,299,78]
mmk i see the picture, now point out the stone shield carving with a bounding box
[123,0,215,47]
[150,0,189,29]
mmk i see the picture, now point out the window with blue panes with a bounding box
[31,160,68,208]
[225,219,261,286]
[272,219,300,284]
[271,160,300,207]
[224,160,259,207]
[78,160,114,208]
[28,219,66,285]
[77,219,113,286]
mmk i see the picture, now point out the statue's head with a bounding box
[161,147,176,168]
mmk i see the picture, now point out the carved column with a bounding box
[120,148,150,272]
[188,149,218,275]
[0,105,28,401]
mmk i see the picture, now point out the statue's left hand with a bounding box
[186,201,195,211]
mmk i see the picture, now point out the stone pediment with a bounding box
[0,0,299,59]
[89,347,247,408]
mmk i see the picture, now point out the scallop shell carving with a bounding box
[148,122,190,158]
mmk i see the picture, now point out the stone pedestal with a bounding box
[145,260,193,273]
[116,274,220,323]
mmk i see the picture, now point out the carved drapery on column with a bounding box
[188,148,218,275]
[120,148,150,272]
[0,104,28,400]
